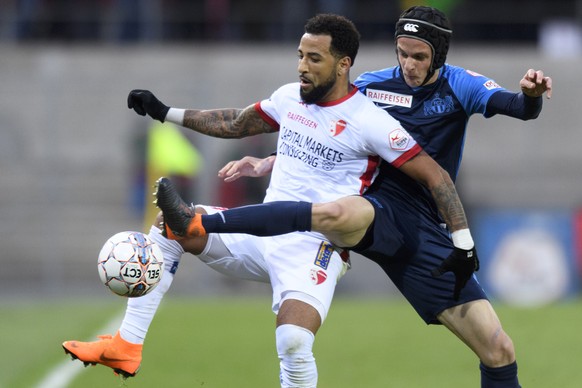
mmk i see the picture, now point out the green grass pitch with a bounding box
[2,296,581,387]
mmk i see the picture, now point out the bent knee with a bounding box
[482,330,516,367]
[314,198,373,231]
[276,324,315,357]
[313,202,344,231]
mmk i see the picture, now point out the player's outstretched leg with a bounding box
[156,177,314,240]
[62,332,142,378]
[154,177,206,238]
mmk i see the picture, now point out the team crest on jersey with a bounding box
[314,241,333,269]
[389,128,410,150]
[423,93,454,116]
[310,268,328,285]
[366,89,412,108]
[329,119,347,136]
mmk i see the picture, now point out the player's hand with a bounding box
[431,247,480,301]
[520,69,552,99]
[218,155,276,182]
[127,89,170,122]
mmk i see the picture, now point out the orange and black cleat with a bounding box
[154,177,206,239]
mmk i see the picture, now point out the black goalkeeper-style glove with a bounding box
[127,89,170,122]
[431,247,480,301]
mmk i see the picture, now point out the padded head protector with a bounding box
[395,6,452,73]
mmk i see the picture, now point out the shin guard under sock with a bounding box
[201,201,312,236]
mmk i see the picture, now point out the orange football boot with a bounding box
[62,331,142,378]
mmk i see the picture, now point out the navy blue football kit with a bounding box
[352,64,541,322]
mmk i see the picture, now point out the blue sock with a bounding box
[480,361,521,388]
[201,201,312,236]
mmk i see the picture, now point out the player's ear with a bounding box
[337,56,351,76]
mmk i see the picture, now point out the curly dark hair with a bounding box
[304,13,360,66]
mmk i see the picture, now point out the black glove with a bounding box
[127,89,170,122]
[431,247,480,301]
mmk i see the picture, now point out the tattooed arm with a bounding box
[400,150,479,299]
[127,89,276,138]
[398,151,469,233]
[181,105,276,138]
[399,151,479,299]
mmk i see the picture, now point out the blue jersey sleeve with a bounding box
[485,90,542,120]
[445,65,506,117]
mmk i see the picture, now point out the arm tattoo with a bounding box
[182,105,276,138]
[431,176,469,232]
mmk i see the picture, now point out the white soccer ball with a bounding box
[97,231,164,297]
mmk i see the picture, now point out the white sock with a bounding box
[276,324,317,388]
[119,226,184,344]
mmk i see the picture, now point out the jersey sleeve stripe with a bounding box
[391,144,423,168]
[254,101,280,131]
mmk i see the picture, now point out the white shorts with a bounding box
[196,206,348,322]
[264,234,349,322]
[195,205,269,283]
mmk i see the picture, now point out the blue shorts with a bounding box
[354,191,488,325]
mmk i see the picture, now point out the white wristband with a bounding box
[165,108,185,125]
[451,229,474,250]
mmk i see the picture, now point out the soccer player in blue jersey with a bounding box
[154,6,551,387]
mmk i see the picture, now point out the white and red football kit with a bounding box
[250,83,421,320]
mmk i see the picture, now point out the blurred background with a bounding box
[0,0,581,307]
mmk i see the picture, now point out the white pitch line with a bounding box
[35,312,124,388]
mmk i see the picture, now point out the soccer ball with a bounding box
[97,231,164,297]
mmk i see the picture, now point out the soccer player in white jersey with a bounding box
[64,14,477,387]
